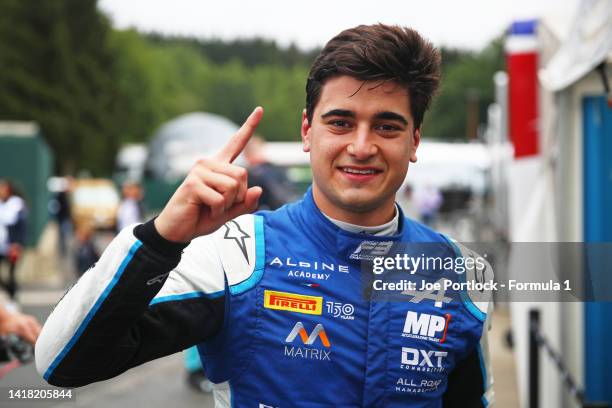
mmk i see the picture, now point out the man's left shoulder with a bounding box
[400,215,448,243]
[446,239,494,323]
[401,216,494,322]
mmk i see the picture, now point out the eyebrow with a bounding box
[320,109,409,126]
[321,109,354,119]
[373,111,408,126]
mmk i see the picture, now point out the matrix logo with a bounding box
[402,311,451,343]
[284,322,331,361]
[264,290,323,315]
[285,322,330,347]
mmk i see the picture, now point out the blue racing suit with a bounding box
[36,188,494,407]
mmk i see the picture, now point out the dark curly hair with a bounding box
[306,24,441,129]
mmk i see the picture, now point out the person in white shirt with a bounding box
[116,181,144,232]
[0,179,27,299]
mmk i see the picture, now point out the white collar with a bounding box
[323,205,399,236]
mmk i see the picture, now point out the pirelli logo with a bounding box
[264,290,323,315]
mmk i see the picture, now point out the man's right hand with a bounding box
[0,310,41,346]
[154,107,264,243]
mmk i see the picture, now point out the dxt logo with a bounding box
[402,311,451,343]
[285,322,331,347]
[401,347,447,373]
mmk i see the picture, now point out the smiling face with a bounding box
[301,75,420,225]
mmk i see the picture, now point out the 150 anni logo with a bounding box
[325,301,355,320]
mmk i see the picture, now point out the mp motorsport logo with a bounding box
[402,311,451,343]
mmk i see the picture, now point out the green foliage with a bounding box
[422,40,504,139]
[146,34,320,68]
[0,0,120,175]
[108,31,309,144]
[0,1,503,174]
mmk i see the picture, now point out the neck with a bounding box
[312,184,396,226]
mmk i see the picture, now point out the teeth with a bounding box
[343,168,376,174]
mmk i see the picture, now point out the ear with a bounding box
[301,108,312,152]
[409,127,420,163]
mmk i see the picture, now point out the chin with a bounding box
[335,193,384,213]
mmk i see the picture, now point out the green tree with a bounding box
[0,0,121,175]
[1,3,504,176]
[422,41,504,140]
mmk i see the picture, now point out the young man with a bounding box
[0,179,27,300]
[36,24,493,407]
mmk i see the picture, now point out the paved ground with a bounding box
[1,301,214,408]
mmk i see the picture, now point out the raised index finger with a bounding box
[217,107,263,163]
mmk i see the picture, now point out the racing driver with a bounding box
[36,24,494,407]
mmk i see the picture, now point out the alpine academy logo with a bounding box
[264,290,323,315]
[402,311,451,343]
[285,322,330,347]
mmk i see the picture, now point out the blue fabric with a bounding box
[229,215,265,295]
[184,345,203,372]
[508,19,538,35]
[149,290,224,306]
[201,188,486,407]
[477,344,489,406]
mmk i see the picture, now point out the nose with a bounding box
[346,126,377,161]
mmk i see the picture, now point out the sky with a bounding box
[98,0,580,51]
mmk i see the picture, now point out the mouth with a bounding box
[338,166,383,181]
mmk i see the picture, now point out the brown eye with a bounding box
[376,124,400,132]
[330,120,351,128]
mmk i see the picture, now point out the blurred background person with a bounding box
[48,176,73,257]
[244,136,297,210]
[116,181,144,232]
[413,183,443,226]
[74,222,99,277]
[0,179,27,301]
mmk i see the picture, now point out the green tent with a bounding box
[0,122,53,246]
